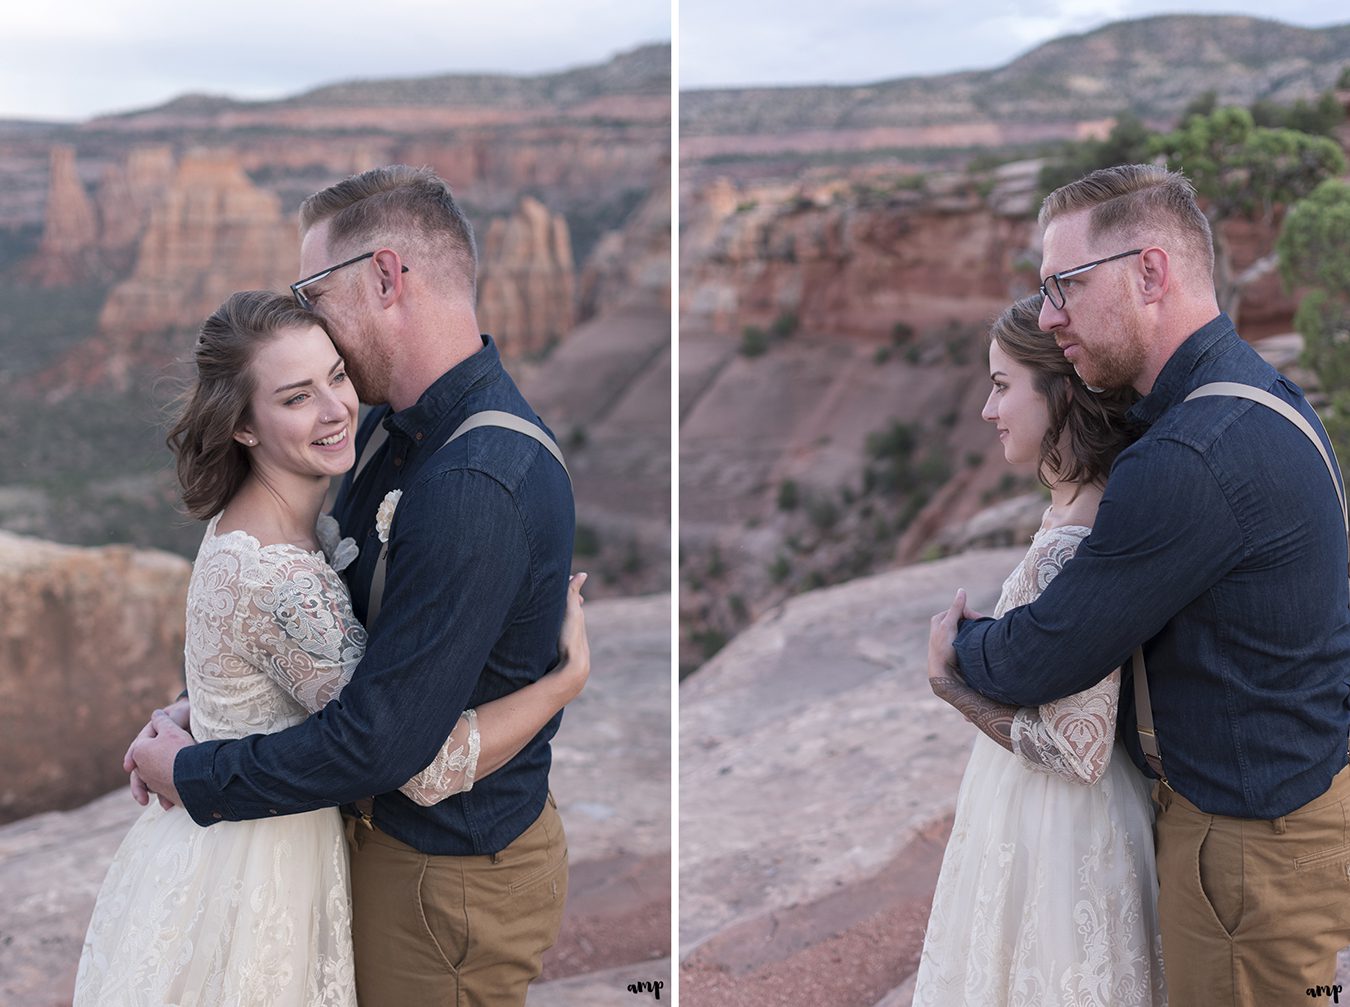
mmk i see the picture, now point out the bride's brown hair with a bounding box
[166,291,329,520]
[989,294,1137,491]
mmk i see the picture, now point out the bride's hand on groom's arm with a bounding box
[124,696,193,809]
[124,709,196,810]
[925,589,1014,751]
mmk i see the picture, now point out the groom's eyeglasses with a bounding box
[291,251,409,311]
[1039,249,1142,310]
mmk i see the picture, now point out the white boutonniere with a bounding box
[375,489,403,544]
[315,514,359,572]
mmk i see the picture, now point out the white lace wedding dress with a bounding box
[913,523,1166,1006]
[74,515,481,1007]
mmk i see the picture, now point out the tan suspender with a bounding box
[1133,382,1348,783]
[347,411,569,627]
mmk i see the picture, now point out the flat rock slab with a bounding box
[680,548,1022,958]
[0,594,670,1007]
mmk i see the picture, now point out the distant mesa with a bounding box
[679,15,1350,173]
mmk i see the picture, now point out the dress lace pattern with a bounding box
[997,526,1121,786]
[913,522,1167,1006]
[74,515,481,1006]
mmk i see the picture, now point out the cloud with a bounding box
[0,0,669,120]
[679,0,1344,88]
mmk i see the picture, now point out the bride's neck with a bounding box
[1045,476,1103,528]
[222,470,329,547]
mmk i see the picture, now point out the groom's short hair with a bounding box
[299,165,478,300]
[1040,164,1215,280]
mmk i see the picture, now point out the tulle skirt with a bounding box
[913,734,1166,1006]
[74,801,356,1007]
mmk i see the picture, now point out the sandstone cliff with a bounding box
[26,144,98,286]
[98,150,299,338]
[517,176,672,598]
[579,171,672,320]
[0,593,670,1007]
[478,196,577,357]
[95,144,175,253]
[0,532,190,824]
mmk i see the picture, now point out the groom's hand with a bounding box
[128,710,195,809]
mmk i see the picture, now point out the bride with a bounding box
[913,295,1166,1005]
[73,291,590,1006]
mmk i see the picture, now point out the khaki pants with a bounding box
[1154,765,1350,1005]
[346,794,568,1007]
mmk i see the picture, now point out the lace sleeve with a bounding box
[234,550,481,803]
[1011,668,1120,784]
[1005,528,1120,785]
[233,551,367,712]
[399,708,481,805]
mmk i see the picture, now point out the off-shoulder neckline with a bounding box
[1033,522,1093,539]
[205,513,325,560]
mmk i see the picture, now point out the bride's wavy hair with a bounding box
[989,294,1138,492]
[166,291,329,520]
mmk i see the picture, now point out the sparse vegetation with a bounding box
[1278,178,1350,463]
[740,325,769,357]
[574,523,601,557]
[770,311,799,340]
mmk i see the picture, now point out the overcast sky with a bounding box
[681,0,1347,89]
[0,1,670,121]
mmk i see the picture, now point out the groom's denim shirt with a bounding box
[176,335,575,855]
[956,314,1350,819]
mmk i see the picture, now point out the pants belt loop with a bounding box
[1271,815,1287,835]
[490,851,502,864]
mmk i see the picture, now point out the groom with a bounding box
[931,164,1350,1003]
[130,165,575,1005]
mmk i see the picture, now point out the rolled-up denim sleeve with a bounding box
[954,437,1244,706]
[175,469,528,826]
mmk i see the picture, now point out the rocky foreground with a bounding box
[679,549,1349,1005]
[680,549,1018,1005]
[0,593,670,1007]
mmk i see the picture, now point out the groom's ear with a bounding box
[370,248,405,307]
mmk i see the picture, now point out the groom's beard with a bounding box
[336,316,394,408]
[1072,309,1148,394]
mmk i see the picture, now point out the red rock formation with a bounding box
[0,532,190,824]
[579,173,672,320]
[681,175,1036,340]
[27,145,98,286]
[477,196,576,357]
[65,150,301,389]
[96,145,175,252]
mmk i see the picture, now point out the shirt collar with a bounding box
[1127,313,1235,429]
[384,334,501,439]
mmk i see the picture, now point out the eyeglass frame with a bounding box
[291,251,409,310]
[1039,248,1143,310]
